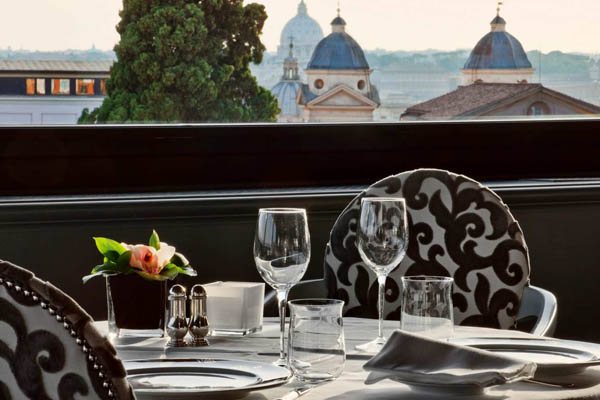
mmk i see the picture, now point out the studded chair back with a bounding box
[0,260,135,400]
[324,169,531,330]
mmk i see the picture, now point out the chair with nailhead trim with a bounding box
[0,260,135,400]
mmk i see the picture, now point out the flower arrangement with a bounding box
[83,230,196,283]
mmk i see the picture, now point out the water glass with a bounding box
[401,276,454,339]
[288,299,345,383]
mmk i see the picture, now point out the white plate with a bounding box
[125,359,291,399]
[451,338,600,377]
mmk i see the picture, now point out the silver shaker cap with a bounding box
[169,284,186,299]
[190,284,207,298]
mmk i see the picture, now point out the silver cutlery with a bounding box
[525,379,575,388]
[276,385,315,400]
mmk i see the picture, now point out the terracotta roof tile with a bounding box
[404,83,544,119]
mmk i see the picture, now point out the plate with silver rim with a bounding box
[125,359,291,399]
[450,337,600,377]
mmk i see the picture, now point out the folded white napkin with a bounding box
[363,330,537,389]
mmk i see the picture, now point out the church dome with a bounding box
[271,81,301,116]
[280,1,324,52]
[307,15,369,70]
[464,14,532,70]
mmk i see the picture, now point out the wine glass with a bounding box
[254,208,311,366]
[356,197,408,353]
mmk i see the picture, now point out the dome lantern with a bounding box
[298,0,307,16]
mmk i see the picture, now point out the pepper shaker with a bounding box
[166,284,188,347]
[188,284,210,346]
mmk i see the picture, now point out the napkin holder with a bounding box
[203,281,264,336]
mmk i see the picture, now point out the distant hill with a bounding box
[1,47,596,76]
[0,48,116,62]
[363,49,598,75]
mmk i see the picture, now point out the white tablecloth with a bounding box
[95,318,600,400]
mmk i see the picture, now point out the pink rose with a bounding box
[124,242,176,275]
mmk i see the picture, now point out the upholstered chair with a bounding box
[284,169,557,335]
[0,260,135,399]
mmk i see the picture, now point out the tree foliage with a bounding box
[80,0,279,123]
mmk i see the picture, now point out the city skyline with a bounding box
[1,1,600,54]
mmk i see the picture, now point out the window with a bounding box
[1,1,600,125]
[51,79,70,95]
[25,79,35,95]
[76,79,95,95]
[25,78,45,95]
[0,1,599,197]
[528,101,551,116]
[36,79,46,95]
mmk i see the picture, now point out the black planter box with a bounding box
[107,273,167,330]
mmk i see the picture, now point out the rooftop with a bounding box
[0,60,113,73]
[402,83,600,119]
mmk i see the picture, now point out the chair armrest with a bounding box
[516,285,558,336]
[263,279,328,317]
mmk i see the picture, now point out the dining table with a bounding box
[96,317,600,400]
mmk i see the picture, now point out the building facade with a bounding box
[297,14,379,122]
[0,60,111,124]
[402,9,600,120]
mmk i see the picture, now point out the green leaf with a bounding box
[104,250,120,263]
[180,265,197,277]
[82,271,105,284]
[134,270,169,281]
[91,262,117,274]
[171,252,189,267]
[159,268,179,280]
[94,237,127,256]
[116,251,133,272]
[149,230,160,250]
[82,271,119,284]
[162,263,197,278]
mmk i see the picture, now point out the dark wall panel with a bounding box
[0,183,598,341]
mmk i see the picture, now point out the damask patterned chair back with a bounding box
[0,260,135,399]
[324,169,530,330]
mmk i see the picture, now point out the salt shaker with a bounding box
[188,284,210,346]
[166,284,188,347]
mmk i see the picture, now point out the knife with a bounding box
[276,385,314,400]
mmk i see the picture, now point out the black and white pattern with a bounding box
[0,261,134,400]
[324,169,530,329]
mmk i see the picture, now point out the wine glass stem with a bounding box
[377,274,387,340]
[276,289,289,362]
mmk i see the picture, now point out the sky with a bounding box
[1,0,600,54]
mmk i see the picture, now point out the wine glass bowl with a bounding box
[355,197,408,353]
[254,208,310,366]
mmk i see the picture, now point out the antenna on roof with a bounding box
[539,50,542,83]
[497,1,503,16]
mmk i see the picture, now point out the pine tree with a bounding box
[80,0,279,123]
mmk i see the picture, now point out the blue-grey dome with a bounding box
[280,1,324,52]
[307,32,369,70]
[271,81,301,116]
[464,16,532,70]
